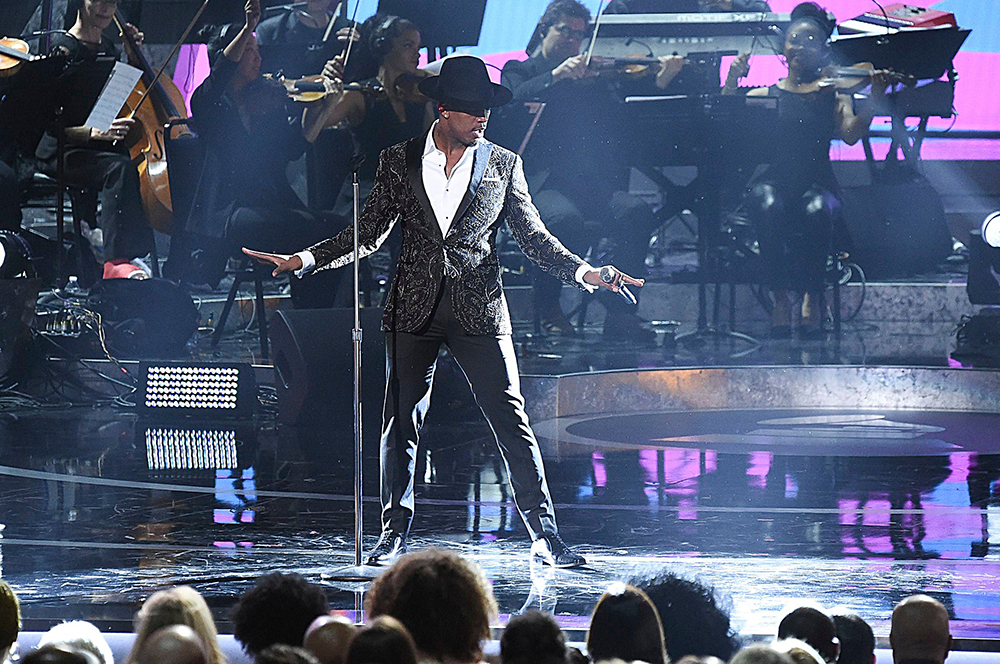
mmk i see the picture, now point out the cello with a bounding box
[113,11,192,235]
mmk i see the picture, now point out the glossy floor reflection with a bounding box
[1,401,999,642]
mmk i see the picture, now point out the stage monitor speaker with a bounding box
[838,181,952,280]
[270,308,386,437]
[967,230,1000,306]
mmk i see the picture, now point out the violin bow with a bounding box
[117,0,211,119]
[584,0,606,68]
[321,0,342,43]
[337,0,363,73]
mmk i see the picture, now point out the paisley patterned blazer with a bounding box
[307,132,587,335]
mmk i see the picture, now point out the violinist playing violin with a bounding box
[303,13,434,197]
[35,0,154,277]
[499,0,683,342]
[722,2,892,337]
[182,0,344,307]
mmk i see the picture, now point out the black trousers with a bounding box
[747,182,837,292]
[40,147,153,261]
[381,284,558,540]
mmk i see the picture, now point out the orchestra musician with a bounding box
[34,0,154,275]
[723,2,890,336]
[303,13,435,190]
[255,0,354,79]
[500,0,683,342]
[246,55,642,567]
[182,0,344,307]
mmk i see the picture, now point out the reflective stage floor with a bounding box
[2,362,1000,646]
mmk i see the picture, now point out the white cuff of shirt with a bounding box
[576,263,597,293]
[294,250,315,278]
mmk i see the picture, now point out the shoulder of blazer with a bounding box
[483,140,516,171]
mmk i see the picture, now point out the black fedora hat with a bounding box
[418,55,512,113]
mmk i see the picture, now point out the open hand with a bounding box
[93,117,134,142]
[583,265,644,294]
[242,248,302,277]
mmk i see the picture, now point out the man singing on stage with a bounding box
[245,55,642,568]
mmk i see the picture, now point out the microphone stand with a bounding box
[324,153,378,583]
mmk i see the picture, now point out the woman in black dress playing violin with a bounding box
[723,2,892,337]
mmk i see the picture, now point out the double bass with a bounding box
[114,12,192,235]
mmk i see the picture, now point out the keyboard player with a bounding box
[500,0,685,343]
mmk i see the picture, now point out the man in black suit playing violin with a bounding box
[246,55,643,568]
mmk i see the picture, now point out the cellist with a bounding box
[34,0,154,277]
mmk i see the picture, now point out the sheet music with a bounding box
[84,61,142,132]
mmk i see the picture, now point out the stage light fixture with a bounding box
[982,211,1000,249]
[145,427,239,470]
[0,231,32,279]
[137,362,256,419]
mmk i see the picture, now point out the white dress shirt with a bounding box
[421,120,476,238]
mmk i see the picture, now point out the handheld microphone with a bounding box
[599,266,637,305]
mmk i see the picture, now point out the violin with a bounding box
[0,37,34,78]
[587,55,661,77]
[805,62,914,95]
[266,73,385,103]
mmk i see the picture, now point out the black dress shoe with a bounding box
[365,530,407,566]
[530,533,586,568]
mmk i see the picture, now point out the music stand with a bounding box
[831,26,970,81]
[376,0,486,60]
[1,56,116,282]
[832,26,970,164]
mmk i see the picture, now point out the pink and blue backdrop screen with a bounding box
[172,0,999,160]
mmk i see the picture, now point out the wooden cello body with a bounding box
[115,13,190,235]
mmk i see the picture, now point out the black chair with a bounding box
[163,118,269,360]
[19,169,97,284]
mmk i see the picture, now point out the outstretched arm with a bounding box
[503,155,643,297]
[245,148,401,276]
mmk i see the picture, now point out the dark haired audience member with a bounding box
[1,580,20,664]
[256,645,320,664]
[833,615,875,664]
[303,615,357,664]
[231,572,331,656]
[365,549,497,664]
[890,595,952,664]
[500,610,567,664]
[137,625,209,664]
[345,616,418,664]
[777,607,839,664]
[632,571,741,661]
[587,583,668,664]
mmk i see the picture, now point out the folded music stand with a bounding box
[830,26,970,81]
[832,26,971,165]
